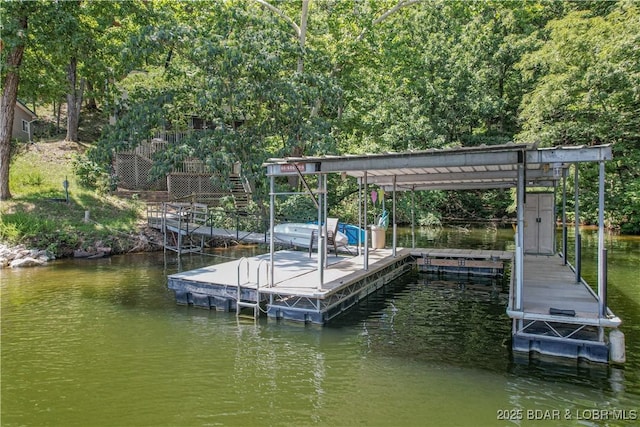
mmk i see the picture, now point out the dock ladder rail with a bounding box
[236,258,270,320]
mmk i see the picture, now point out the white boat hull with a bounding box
[273,223,348,249]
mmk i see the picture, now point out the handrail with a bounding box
[236,257,250,317]
[255,259,271,289]
[236,257,266,319]
[237,257,250,289]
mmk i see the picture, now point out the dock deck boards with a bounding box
[522,255,599,319]
[508,254,621,363]
[267,249,404,296]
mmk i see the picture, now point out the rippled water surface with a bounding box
[2,228,639,426]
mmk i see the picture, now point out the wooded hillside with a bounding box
[2,0,638,233]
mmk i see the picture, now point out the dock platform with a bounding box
[167,246,624,362]
[167,247,513,324]
[414,248,510,277]
[508,254,621,363]
[168,249,414,323]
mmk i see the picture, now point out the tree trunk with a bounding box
[65,56,85,142]
[85,80,98,111]
[56,99,62,134]
[0,14,28,201]
[297,0,309,73]
[52,100,57,133]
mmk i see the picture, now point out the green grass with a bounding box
[10,149,69,195]
[1,140,146,256]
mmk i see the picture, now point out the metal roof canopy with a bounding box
[263,143,615,338]
[264,143,613,190]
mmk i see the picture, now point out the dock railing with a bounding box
[236,258,270,320]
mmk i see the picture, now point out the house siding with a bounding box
[12,102,37,142]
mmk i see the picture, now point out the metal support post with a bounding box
[598,161,606,317]
[323,174,329,269]
[562,168,568,265]
[269,176,275,287]
[411,188,416,249]
[358,177,362,256]
[364,172,369,271]
[574,165,581,282]
[317,175,324,289]
[392,175,397,257]
[516,161,525,311]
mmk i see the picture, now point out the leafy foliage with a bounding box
[517,1,640,232]
[72,155,115,194]
[6,0,640,234]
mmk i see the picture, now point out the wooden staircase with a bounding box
[229,175,251,210]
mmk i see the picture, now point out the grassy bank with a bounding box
[0,140,154,257]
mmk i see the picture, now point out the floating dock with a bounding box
[415,249,508,277]
[508,254,621,363]
[167,248,512,324]
[169,249,412,324]
[167,246,623,364]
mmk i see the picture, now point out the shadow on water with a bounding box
[329,264,636,398]
[330,270,512,371]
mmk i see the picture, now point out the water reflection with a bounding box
[332,226,640,404]
[397,225,516,252]
[2,227,639,426]
[332,271,512,372]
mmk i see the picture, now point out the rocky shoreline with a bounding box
[1,226,165,269]
[0,244,56,269]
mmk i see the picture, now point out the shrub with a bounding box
[72,154,115,193]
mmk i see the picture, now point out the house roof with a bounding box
[16,100,37,118]
[264,143,613,191]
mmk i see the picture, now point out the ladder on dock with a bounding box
[236,258,270,320]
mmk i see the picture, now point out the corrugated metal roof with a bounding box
[264,143,612,191]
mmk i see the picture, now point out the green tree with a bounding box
[50,1,152,141]
[93,0,340,204]
[1,1,154,200]
[517,1,640,232]
[1,1,35,200]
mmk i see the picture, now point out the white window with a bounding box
[22,119,29,133]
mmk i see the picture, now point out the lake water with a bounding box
[2,227,639,426]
